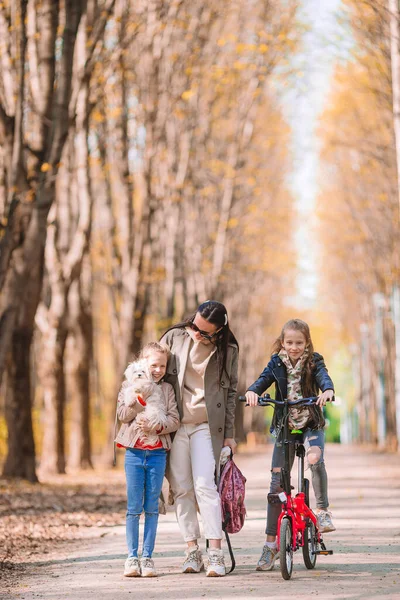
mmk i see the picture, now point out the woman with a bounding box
[161,300,239,577]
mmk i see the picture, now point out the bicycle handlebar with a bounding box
[238,394,327,407]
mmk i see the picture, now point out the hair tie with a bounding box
[224,314,228,325]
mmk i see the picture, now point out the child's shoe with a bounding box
[140,557,157,577]
[316,509,336,533]
[124,556,141,577]
[182,545,204,573]
[256,543,278,571]
[206,548,226,577]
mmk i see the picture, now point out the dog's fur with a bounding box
[123,358,168,445]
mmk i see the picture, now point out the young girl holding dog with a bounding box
[161,300,239,577]
[245,319,335,572]
[115,342,179,578]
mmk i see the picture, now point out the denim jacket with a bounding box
[247,352,334,437]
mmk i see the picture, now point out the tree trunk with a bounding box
[39,310,68,474]
[0,0,85,480]
[384,302,398,450]
[1,214,46,482]
[392,285,400,448]
[388,0,400,451]
[389,0,400,209]
[2,328,37,482]
[67,270,93,470]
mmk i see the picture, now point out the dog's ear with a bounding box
[124,362,136,382]
[138,358,152,379]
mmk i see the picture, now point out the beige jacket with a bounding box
[160,328,239,467]
[115,380,180,450]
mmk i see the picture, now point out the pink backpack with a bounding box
[218,457,247,534]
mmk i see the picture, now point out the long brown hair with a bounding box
[272,319,315,396]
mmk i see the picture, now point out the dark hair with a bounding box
[163,300,238,382]
[272,318,315,396]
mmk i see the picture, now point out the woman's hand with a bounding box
[223,438,237,455]
[245,391,259,407]
[316,389,334,407]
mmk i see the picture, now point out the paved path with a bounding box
[7,444,400,600]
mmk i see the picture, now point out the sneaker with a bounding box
[256,543,278,571]
[140,557,157,577]
[182,545,204,573]
[124,556,141,577]
[206,548,226,577]
[316,509,336,533]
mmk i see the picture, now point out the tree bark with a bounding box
[2,328,37,482]
[0,0,84,479]
[67,267,93,470]
[37,274,68,475]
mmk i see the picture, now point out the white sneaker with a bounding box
[182,545,204,573]
[316,509,336,533]
[206,548,226,577]
[124,556,141,577]
[140,557,157,577]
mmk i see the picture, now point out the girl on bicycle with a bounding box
[115,342,180,578]
[245,318,335,572]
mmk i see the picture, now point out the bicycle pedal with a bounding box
[312,550,333,555]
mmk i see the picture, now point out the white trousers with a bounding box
[169,423,222,542]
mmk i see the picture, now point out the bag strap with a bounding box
[223,527,236,574]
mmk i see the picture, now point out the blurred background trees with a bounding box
[318,0,400,449]
[2,0,400,482]
[0,0,299,480]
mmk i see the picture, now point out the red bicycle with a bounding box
[240,394,333,580]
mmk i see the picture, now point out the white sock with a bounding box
[265,541,277,549]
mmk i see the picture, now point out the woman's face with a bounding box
[187,313,220,345]
[145,350,167,382]
[281,328,307,363]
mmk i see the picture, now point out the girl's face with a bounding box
[145,351,167,382]
[281,328,307,363]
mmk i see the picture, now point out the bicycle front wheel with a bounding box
[303,518,317,569]
[279,517,293,580]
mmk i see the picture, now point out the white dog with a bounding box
[123,358,168,445]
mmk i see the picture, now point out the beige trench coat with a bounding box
[160,328,239,468]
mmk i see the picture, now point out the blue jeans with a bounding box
[125,448,167,558]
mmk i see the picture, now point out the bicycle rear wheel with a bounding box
[279,517,293,580]
[303,518,317,569]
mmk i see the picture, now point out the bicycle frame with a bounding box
[239,392,333,577]
[276,397,320,551]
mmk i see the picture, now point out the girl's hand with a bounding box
[126,389,145,408]
[245,391,259,407]
[136,415,151,432]
[223,438,237,455]
[316,389,334,407]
